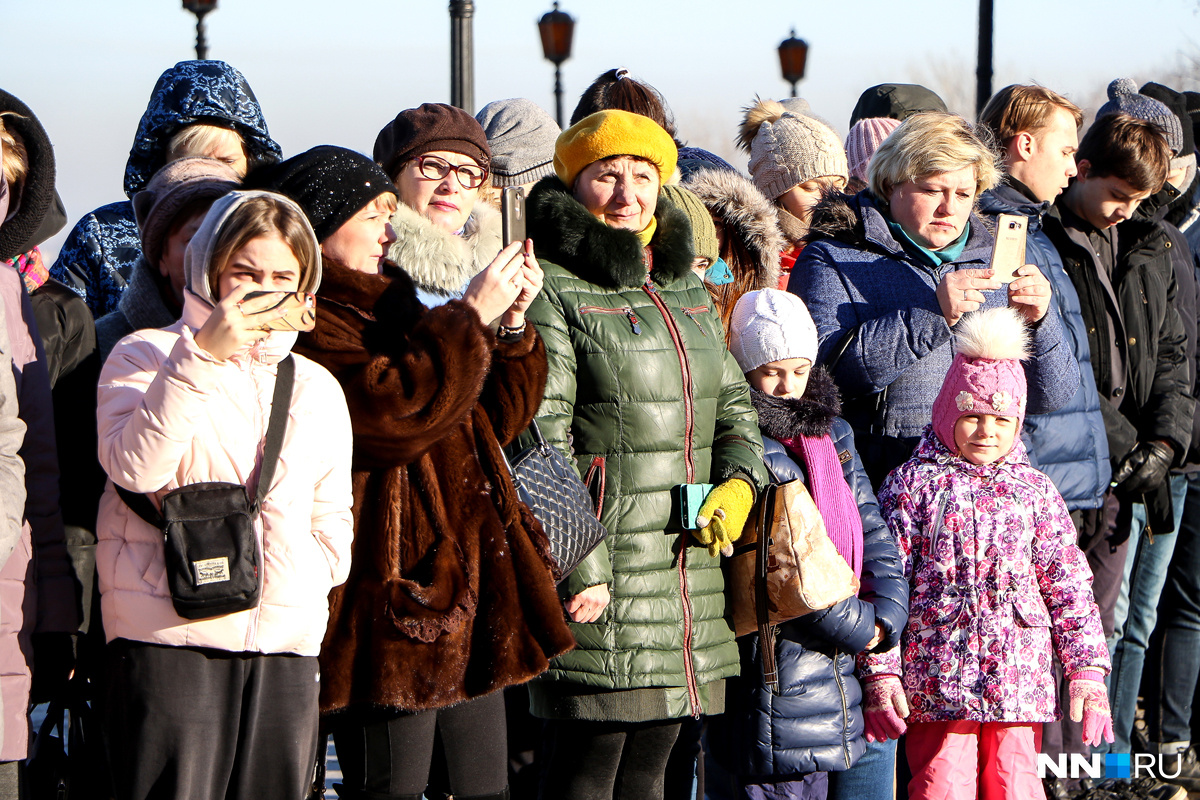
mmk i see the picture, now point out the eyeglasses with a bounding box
[413,155,488,189]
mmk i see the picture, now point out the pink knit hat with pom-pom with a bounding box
[845,117,901,183]
[931,307,1030,454]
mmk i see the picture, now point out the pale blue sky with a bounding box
[6,0,1199,261]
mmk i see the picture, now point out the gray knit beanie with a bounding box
[728,289,818,373]
[1097,78,1184,156]
[475,98,560,187]
[740,100,848,200]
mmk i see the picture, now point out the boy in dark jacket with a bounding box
[977,84,1121,782]
[1045,100,1195,758]
[708,289,907,800]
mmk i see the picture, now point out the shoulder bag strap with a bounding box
[756,485,780,694]
[115,355,296,522]
[252,355,295,513]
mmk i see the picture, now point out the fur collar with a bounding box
[804,190,872,249]
[385,201,501,296]
[526,176,695,290]
[682,167,783,289]
[750,367,842,440]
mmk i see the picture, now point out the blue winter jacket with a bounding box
[51,60,281,316]
[978,183,1110,510]
[788,191,1080,481]
[711,376,908,778]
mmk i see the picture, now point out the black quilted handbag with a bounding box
[504,421,608,583]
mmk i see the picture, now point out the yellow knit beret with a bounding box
[554,110,678,189]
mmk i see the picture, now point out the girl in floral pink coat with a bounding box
[860,307,1112,800]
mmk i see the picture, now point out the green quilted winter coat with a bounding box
[523,176,768,721]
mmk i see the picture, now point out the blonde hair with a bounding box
[167,123,247,173]
[208,195,320,293]
[0,114,28,190]
[868,112,1001,200]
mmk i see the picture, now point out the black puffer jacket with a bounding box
[711,370,908,777]
[1044,203,1193,534]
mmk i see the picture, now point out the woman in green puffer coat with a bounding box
[524,109,769,800]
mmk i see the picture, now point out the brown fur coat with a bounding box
[295,260,575,714]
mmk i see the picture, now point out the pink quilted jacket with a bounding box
[863,427,1109,724]
[96,292,354,657]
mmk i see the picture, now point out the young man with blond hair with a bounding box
[978,87,1120,793]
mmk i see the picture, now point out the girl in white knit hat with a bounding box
[707,288,908,799]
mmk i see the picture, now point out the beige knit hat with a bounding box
[739,98,848,200]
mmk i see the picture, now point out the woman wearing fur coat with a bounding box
[261,143,575,800]
[373,102,504,308]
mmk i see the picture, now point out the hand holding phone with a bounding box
[989,214,1028,283]
[241,291,317,332]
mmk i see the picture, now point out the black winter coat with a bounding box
[1044,203,1194,534]
[710,371,908,778]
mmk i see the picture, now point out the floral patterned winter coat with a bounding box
[862,427,1109,724]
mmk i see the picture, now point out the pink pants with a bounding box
[906,720,1045,800]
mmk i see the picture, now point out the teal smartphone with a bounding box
[674,483,715,529]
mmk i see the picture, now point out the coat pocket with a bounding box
[1011,590,1052,627]
[384,536,477,643]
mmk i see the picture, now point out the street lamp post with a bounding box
[538,2,575,128]
[777,29,808,99]
[182,0,217,60]
[976,0,994,116]
[450,0,475,113]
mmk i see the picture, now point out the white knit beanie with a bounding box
[729,289,819,373]
[746,111,848,200]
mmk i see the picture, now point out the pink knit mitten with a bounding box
[1068,671,1114,747]
[863,675,909,742]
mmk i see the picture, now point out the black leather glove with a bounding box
[1114,440,1175,496]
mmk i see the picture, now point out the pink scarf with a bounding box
[782,433,864,577]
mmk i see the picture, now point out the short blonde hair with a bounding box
[167,123,246,172]
[868,112,1000,200]
[979,84,1083,151]
[0,114,28,190]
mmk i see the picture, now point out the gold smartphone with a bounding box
[990,214,1028,283]
[242,291,317,332]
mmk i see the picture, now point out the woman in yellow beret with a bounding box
[523,109,769,799]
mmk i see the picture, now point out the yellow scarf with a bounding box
[637,216,658,246]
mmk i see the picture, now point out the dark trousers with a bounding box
[1145,472,1200,744]
[1042,496,1125,759]
[103,639,320,800]
[538,718,682,800]
[330,691,508,800]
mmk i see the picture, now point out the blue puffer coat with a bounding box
[979,183,1110,510]
[710,373,908,778]
[788,191,1080,485]
[51,60,281,316]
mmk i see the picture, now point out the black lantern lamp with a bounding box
[538,2,576,127]
[778,29,809,98]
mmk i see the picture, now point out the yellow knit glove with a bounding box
[693,478,755,557]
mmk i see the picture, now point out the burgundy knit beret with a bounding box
[373,103,491,180]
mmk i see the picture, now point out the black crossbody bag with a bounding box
[116,356,294,620]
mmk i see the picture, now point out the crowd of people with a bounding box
[0,58,1198,800]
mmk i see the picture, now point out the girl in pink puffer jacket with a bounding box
[860,307,1112,800]
[96,190,353,800]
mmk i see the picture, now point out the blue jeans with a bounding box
[1144,473,1200,745]
[825,738,896,800]
[1106,476,1187,753]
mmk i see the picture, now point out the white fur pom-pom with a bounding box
[953,306,1030,361]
